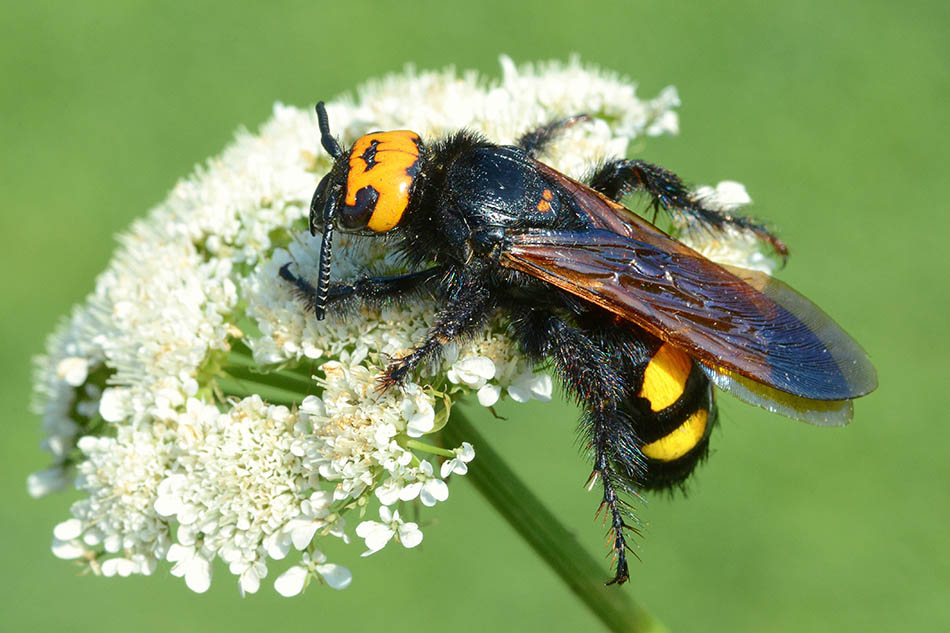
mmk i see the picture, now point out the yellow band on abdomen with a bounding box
[639,343,692,412]
[642,409,709,461]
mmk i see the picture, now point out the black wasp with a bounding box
[280,102,877,584]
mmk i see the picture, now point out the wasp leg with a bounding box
[517,114,591,158]
[510,308,646,585]
[279,264,441,315]
[588,158,788,260]
[591,415,638,585]
[379,281,494,390]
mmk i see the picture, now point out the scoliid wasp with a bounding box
[280,102,877,584]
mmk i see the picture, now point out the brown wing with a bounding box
[500,226,877,402]
[532,160,657,239]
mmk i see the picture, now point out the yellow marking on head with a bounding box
[642,409,709,461]
[537,199,552,212]
[639,343,692,411]
[346,130,421,232]
[542,189,553,200]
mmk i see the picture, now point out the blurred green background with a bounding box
[3,1,947,631]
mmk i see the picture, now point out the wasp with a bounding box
[280,102,877,584]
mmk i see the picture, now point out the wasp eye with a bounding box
[340,185,379,229]
[309,174,331,236]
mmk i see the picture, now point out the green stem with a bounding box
[442,410,669,633]
[404,439,456,458]
[215,377,303,409]
[227,347,316,384]
[224,364,314,394]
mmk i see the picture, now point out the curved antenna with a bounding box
[311,101,343,320]
[313,193,335,320]
[316,102,343,159]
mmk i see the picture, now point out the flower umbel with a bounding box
[29,56,761,598]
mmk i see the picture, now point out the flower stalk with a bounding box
[443,410,669,633]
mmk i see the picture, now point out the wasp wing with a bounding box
[533,159,788,264]
[532,160,653,239]
[500,228,877,402]
[699,363,854,426]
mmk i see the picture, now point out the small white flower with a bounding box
[98,387,131,423]
[403,385,437,438]
[398,522,424,548]
[374,478,407,506]
[167,544,212,593]
[476,384,501,407]
[316,561,352,590]
[694,180,752,211]
[53,518,82,541]
[102,558,137,577]
[153,474,188,517]
[397,480,424,502]
[420,479,449,506]
[236,560,267,596]
[27,467,68,498]
[263,530,292,561]
[441,442,476,478]
[356,506,423,555]
[274,551,351,597]
[56,357,89,386]
[355,520,395,555]
[51,537,86,560]
[286,490,333,550]
[274,565,309,597]
[508,372,553,403]
[418,461,449,507]
[447,356,496,388]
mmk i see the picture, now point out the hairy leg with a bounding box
[279,263,442,314]
[517,114,590,158]
[588,158,788,259]
[511,307,648,584]
[379,278,494,389]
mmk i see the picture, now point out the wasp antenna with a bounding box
[313,218,333,321]
[311,177,338,321]
[315,101,344,159]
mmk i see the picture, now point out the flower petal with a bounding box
[316,563,352,590]
[420,479,449,506]
[274,565,309,597]
[398,522,423,548]
[477,384,500,407]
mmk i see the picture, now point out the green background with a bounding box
[3,1,947,631]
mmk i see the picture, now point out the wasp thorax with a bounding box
[342,130,422,232]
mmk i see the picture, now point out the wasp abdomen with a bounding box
[631,342,716,489]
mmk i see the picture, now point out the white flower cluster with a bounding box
[29,55,711,596]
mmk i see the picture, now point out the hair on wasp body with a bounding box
[279,101,877,585]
